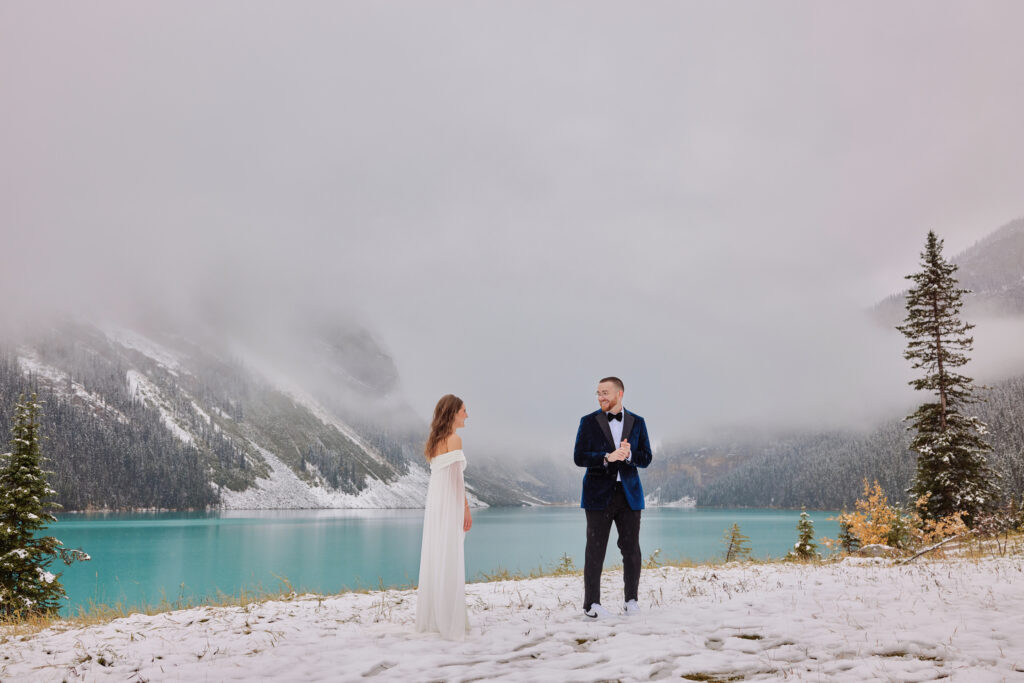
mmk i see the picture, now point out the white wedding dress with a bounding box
[415,449,469,640]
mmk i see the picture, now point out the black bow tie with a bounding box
[606,411,623,422]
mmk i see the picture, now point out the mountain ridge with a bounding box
[1,319,542,510]
[873,217,1024,325]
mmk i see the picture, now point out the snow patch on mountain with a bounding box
[645,487,697,508]
[513,492,549,507]
[102,326,186,376]
[220,444,486,510]
[191,401,212,425]
[222,345,392,469]
[661,496,697,508]
[284,386,385,463]
[189,400,220,433]
[17,351,129,424]
[211,406,233,421]
[126,370,194,445]
[219,444,326,508]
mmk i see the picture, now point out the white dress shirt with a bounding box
[606,407,630,481]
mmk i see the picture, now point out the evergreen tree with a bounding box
[788,508,819,560]
[721,523,752,563]
[896,231,998,525]
[1007,497,1024,532]
[0,395,87,617]
[837,512,860,553]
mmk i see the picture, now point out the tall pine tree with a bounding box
[896,231,998,525]
[0,395,87,617]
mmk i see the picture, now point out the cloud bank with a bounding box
[3,2,1024,454]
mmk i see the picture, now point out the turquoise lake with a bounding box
[50,507,840,615]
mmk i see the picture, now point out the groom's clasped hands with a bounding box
[607,440,631,463]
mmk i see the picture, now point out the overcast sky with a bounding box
[3,2,1024,453]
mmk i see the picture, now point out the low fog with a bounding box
[3,2,1024,456]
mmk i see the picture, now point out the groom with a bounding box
[573,376,653,618]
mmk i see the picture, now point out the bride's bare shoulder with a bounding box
[445,434,463,452]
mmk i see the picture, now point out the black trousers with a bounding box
[584,483,642,611]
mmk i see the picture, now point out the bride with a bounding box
[415,394,472,640]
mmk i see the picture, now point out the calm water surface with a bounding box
[51,507,840,615]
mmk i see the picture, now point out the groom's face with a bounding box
[596,382,623,413]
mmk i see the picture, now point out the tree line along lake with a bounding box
[50,506,841,615]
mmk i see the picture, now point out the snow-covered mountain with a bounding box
[0,319,541,510]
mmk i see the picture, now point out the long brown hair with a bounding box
[424,394,463,459]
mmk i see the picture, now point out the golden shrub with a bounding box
[827,483,968,554]
[842,479,900,546]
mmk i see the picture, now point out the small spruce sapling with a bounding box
[837,513,860,553]
[788,508,819,560]
[722,523,752,563]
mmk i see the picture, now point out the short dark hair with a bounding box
[598,376,624,392]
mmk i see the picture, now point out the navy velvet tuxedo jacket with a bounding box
[573,409,652,511]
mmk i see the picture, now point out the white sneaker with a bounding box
[584,603,611,619]
[623,599,640,616]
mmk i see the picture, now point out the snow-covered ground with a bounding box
[3,554,1023,681]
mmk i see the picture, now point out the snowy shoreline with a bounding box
[3,553,1024,681]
